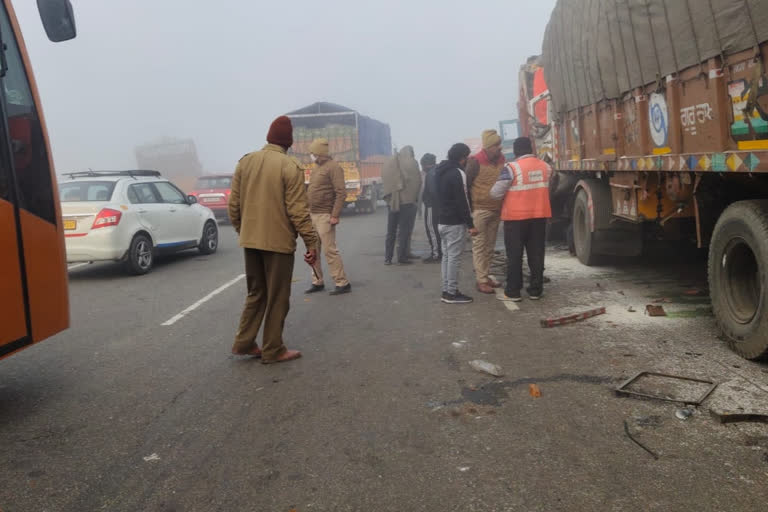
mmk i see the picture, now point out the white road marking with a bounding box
[67,263,89,271]
[161,274,245,326]
[495,289,520,311]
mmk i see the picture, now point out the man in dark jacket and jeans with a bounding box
[435,143,478,304]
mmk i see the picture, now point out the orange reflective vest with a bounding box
[500,155,553,221]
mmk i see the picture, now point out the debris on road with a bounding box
[683,289,706,296]
[529,383,542,398]
[615,371,718,406]
[627,306,636,313]
[469,360,504,377]
[707,378,768,424]
[458,466,470,472]
[652,298,673,304]
[623,420,659,460]
[143,453,160,462]
[711,411,768,424]
[540,307,606,328]
[645,305,667,317]
[675,408,694,421]
[451,342,465,349]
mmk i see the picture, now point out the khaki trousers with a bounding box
[233,249,293,360]
[471,209,501,283]
[311,213,349,287]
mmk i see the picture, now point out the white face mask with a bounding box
[310,154,317,163]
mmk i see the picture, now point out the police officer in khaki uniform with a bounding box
[305,138,351,295]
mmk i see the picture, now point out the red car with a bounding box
[189,175,233,220]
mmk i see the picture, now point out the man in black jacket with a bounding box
[435,143,478,304]
[420,153,441,263]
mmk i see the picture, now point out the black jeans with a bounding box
[424,206,441,258]
[503,218,547,297]
[385,203,417,263]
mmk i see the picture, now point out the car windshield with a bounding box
[195,177,231,189]
[59,181,116,202]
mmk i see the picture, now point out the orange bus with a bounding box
[0,0,76,360]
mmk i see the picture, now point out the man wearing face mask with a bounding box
[305,138,351,295]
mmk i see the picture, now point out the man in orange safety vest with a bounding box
[489,137,553,302]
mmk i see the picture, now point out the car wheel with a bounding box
[125,234,153,275]
[199,220,218,255]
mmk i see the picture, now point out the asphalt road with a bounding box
[2,210,768,511]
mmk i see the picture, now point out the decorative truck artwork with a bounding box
[287,102,392,214]
[519,0,768,361]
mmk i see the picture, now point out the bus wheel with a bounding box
[709,200,768,360]
[125,234,154,275]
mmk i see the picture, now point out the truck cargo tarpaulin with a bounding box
[542,0,768,114]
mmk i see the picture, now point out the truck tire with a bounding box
[708,200,768,360]
[572,189,600,266]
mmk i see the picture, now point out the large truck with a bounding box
[521,0,768,359]
[287,102,392,213]
[134,137,204,194]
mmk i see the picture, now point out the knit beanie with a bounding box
[482,129,502,149]
[267,116,293,149]
[309,138,330,157]
[420,153,437,168]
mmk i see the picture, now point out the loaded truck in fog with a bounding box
[287,102,392,213]
[520,0,768,359]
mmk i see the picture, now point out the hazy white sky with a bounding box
[16,0,556,174]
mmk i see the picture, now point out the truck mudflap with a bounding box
[708,200,768,360]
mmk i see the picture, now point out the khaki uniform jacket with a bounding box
[466,154,504,212]
[307,158,347,218]
[228,144,318,254]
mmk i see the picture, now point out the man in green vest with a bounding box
[466,130,505,294]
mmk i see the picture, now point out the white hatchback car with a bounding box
[59,170,219,274]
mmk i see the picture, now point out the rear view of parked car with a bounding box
[60,170,219,274]
[188,174,233,220]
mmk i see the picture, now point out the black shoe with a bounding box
[305,284,325,294]
[441,292,473,304]
[422,256,440,263]
[329,283,352,296]
[384,260,392,266]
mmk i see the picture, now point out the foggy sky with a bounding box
[16,0,556,174]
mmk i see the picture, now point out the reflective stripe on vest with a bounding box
[500,156,553,221]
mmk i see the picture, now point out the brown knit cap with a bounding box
[267,116,293,149]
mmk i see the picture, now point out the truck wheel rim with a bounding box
[137,241,152,269]
[722,237,760,325]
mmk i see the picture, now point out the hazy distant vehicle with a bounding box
[188,174,233,221]
[60,171,219,275]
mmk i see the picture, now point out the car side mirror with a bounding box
[187,195,198,204]
[37,0,77,42]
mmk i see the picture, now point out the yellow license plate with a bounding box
[64,219,77,230]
